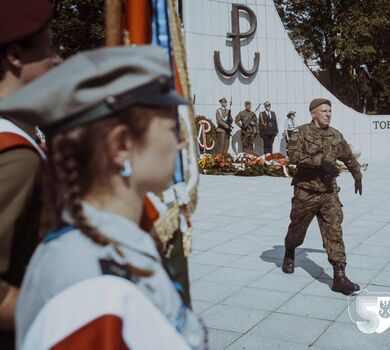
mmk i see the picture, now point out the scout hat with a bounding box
[0,46,189,135]
[219,97,227,103]
[287,111,296,117]
[309,98,331,111]
[0,0,52,46]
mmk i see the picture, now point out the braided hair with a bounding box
[41,108,158,278]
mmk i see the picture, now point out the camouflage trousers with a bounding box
[241,132,255,153]
[284,186,346,265]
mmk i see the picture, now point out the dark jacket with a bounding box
[259,111,278,136]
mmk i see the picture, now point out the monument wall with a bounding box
[183,0,390,161]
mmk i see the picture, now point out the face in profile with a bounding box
[19,27,61,84]
[130,106,181,193]
[311,104,332,129]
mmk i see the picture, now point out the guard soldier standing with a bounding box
[282,98,362,295]
[259,100,279,154]
[0,1,59,348]
[235,100,258,154]
[216,97,232,153]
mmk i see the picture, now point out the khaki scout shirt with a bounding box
[288,122,362,192]
[0,118,42,302]
[235,110,258,135]
[216,107,229,132]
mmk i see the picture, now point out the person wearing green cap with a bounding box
[2,46,207,349]
[282,98,362,296]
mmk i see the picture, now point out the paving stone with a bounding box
[190,280,241,303]
[207,329,242,350]
[191,251,240,267]
[249,272,312,293]
[226,335,307,350]
[277,294,347,320]
[200,267,265,287]
[247,313,331,345]
[313,321,390,350]
[201,304,269,333]
[222,287,294,311]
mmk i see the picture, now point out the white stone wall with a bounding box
[183,0,390,161]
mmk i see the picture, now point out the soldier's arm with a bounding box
[337,136,362,181]
[216,110,229,129]
[235,113,242,128]
[287,129,299,163]
[0,148,41,329]
[258,113,264,134]
[274,113,279,134]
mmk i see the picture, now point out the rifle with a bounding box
[227,96,233,136]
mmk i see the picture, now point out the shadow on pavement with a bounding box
[260,245,333,288]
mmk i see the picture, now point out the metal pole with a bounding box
[105,0,122,46]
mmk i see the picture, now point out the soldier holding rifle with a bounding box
[235,100,258,154]
[216,97,233,153]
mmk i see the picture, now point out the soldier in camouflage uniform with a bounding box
[282,98,362,295]
[235,101,258,153]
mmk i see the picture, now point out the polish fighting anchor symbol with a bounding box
[197,119,215,152]
[214,3,260,77]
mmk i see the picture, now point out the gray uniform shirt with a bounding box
[16,203,206,349]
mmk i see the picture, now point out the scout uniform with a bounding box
[235,103,258,154]
[0,1,52,348]
[0,47,207,349]
[282,98,362,295]
[215,97,231,153]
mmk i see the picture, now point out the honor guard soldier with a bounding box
[216,97,232,153]
[0,1,59,348]
[282,98,362,295]
[259,100,279,154]
[235,100,258,154]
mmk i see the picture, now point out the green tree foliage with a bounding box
[274,0,390,114]
[51,0,105,58]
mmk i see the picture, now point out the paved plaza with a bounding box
[190,161,390,350]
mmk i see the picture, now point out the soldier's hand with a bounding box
[321,160,339,177]
[355,179,362,195]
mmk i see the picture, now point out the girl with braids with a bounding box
[0,47,207,349]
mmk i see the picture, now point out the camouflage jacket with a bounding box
[288,122,362,192]
[235,110,258,135]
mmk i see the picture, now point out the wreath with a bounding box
[194,116,218,153]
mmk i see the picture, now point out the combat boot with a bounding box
[332,264,360,295]
[282,247,295,274]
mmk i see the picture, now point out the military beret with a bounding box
[244,100,251,105]
[309,98,331,111]
[0,46,189,135]
[0,0,52,46]
[219,97,227,103]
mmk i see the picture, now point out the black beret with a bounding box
[309,98,331,111]
[0,0,52,46]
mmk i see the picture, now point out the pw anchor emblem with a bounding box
[214,3,260,78]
